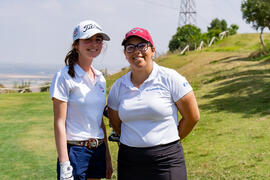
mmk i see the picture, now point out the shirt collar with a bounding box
[74,64,85,77]
[92,67,102,77]
[144,62,158,83]
[120,71,132,88]
[74,64,102,77]
[121,62,159,88]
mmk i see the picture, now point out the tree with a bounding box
[228,24,239,35]
[208,18,220,31]
[168,19,238,53]
[207,18,228,32]
[206,29,222,40]
[220,20,228,31]
[206,18,232,40]
[169,24,202,52]
[241,0,270,50]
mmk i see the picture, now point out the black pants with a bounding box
[118,140,187,180]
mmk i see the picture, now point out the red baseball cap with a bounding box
[121,27,154,47]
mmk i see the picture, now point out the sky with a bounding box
[0,0,265,75]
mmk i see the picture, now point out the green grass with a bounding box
[1,33,270,179]
[203,33,270,53]
[0,93,118,180]
[0,93,56,179]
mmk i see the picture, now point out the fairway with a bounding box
[0,93,56,179]
[1,34,270,179]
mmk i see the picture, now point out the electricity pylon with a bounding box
[178,0,197,27]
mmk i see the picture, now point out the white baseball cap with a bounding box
[73,20,110,42]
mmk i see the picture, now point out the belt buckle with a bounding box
[88,138,98,149]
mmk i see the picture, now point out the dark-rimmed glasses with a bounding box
[125,42,150,53]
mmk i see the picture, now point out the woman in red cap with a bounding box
[107,27,200,180]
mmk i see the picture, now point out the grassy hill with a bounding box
[0,33,270,179]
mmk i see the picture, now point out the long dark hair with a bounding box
[64,40,79,78]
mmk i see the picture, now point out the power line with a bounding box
[129,0,241,30]
[136,0,178,11]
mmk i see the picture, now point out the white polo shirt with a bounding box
[50,64,106,140]
[108,62,192,147]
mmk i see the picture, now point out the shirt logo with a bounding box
[145,87,163,91]
[183,82,190,87]
[97,84,105,93]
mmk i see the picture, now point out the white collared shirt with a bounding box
[108,62,192,147]
[50,64,106,140]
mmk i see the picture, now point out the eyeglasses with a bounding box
[125,42,150,53]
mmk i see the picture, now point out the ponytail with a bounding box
[64,40,79,78]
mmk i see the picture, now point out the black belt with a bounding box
[67,138,104,149]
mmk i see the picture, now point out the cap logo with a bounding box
[128,28,143,35]
[73,27,79,37]
[83,23,102,33]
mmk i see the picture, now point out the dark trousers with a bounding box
[118,140,187,180]
[57,143,106,180]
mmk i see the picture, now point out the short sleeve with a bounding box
[169,70,193,102]
[107,80,120,111]
[49,71,70,102]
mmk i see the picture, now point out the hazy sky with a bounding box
[0,0,265,74]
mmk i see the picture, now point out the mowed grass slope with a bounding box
[1,33,270,179]
[156,33,270,179]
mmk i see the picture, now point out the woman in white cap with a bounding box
[50,20,113,180]
[107,27,200,180]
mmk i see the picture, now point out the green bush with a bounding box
[229,24,239,35]
[208,18,228,32]
[168,19,239,52]
[169,24,202,52]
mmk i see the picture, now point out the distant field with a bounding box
[1,33,270,179]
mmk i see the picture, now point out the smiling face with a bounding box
[124,37,155,71]
[76,34,103,61]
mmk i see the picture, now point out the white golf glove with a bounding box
[60,161,74,180]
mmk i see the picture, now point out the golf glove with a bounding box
[60,161,74,180]
[108,131,120,142]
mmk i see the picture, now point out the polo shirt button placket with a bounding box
[137,89,143,101]
[84,74,92,88]
[138,83,147,100]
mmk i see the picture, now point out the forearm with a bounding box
[108,107,121,135]
[175,91,200,140]
[101,120,110,153]
[54,121,69,162]
[178,117,198,140]
[112,123,121,135]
